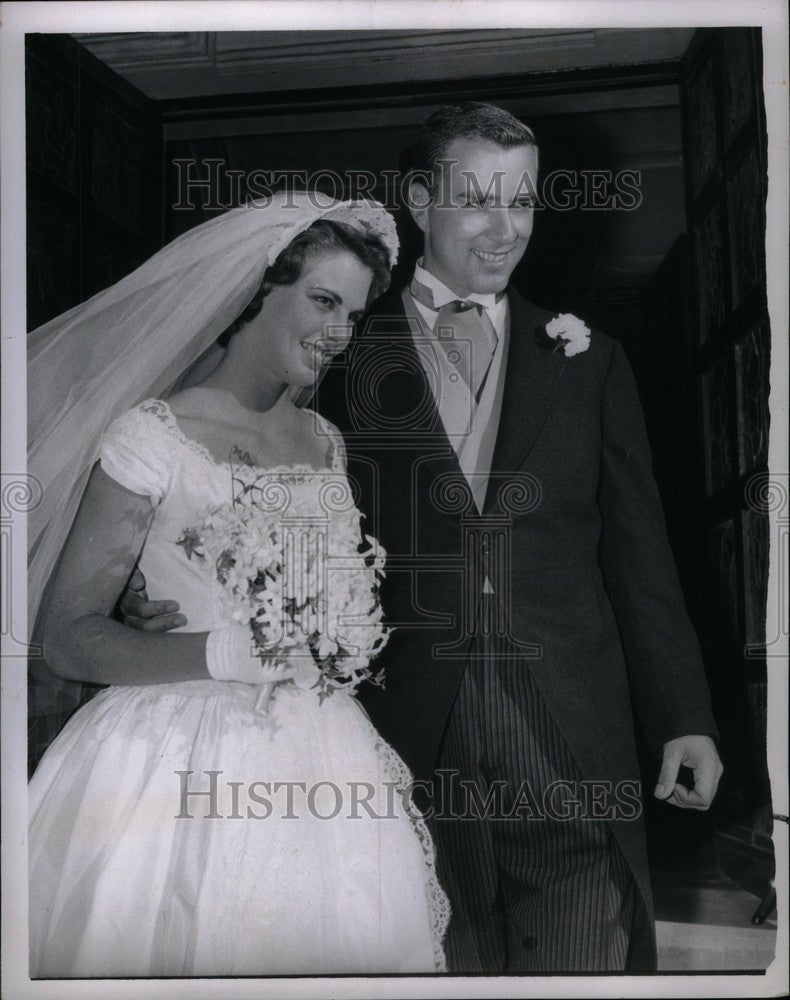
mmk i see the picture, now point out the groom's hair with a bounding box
[405,102,538,190]
[220,220,391,344]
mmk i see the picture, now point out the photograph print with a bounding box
[5,7,786,994]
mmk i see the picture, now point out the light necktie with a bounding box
[410,277,498,401]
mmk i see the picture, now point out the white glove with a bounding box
[205,624,292,685]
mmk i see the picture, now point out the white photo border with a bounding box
[2,3,787,998]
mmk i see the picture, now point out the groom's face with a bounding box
[409,137,538,298]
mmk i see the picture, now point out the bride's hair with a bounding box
[219,219,391,345]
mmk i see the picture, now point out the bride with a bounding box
[27,193,449,977]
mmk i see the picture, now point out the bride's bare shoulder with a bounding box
[293,406,341,469]
[164,387,233,424]
[163,388,207,418]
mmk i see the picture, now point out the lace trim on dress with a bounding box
[303,408,346,475]
[136,398,344,478]
[353,707,450,971]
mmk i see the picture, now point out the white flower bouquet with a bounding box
[177,453,389,705]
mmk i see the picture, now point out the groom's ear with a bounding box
[405,177,432,234]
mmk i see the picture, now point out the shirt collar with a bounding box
[413,259,501,312]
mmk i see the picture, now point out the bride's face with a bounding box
[250,249,373,387]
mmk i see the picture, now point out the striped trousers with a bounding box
[433,603,636,973]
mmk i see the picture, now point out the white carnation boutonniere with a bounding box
[544,313,591,357]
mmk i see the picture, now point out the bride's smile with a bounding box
[243,250,373,391]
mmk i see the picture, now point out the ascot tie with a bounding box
[410,277,498,401]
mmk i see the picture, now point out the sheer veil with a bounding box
[27,192,398,719]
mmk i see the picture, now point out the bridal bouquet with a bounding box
[177,452,389,703]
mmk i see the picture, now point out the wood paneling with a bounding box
[681,27,773,886]
[26,34,163,330]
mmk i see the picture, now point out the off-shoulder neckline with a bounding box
[136,398,342,477]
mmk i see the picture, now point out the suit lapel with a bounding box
[361,285,568,514]
[483,290,569,513]
[365,288,462,485]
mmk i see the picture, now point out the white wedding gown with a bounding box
[28,399,449,978]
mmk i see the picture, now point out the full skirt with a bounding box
[29,679,448,977]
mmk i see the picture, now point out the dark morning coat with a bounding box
[314,283,719,970]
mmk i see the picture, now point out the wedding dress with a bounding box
[28,398,449,977]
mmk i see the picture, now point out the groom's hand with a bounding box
[654,734,723,810]
[119,567,187,631]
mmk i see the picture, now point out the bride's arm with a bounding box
[43,463,211,685]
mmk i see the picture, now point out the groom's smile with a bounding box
[409,136,539,297]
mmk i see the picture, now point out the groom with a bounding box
[313,103,722,972]
[125,103,722,972]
